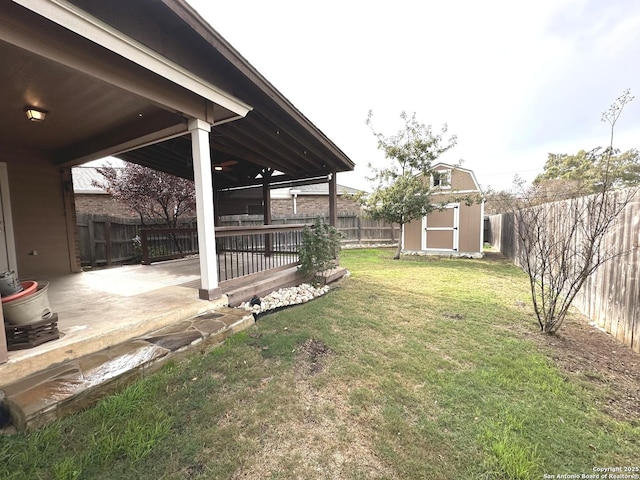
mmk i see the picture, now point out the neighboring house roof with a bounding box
[292,184,363,196]
[72,167,109,194]
[74,167,363,200]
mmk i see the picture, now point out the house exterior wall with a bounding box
[74,193,138,218]
[271,196,361,216]
[1,147,78,277]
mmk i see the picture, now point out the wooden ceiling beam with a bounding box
[213,124,317,174]
[229,113,326,171]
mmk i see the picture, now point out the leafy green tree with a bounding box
[363,111,457,259]
[534,148,640,197]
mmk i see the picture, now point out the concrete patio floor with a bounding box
[1,253,304,385]
[0,259,215,385]
[1,258,220,386]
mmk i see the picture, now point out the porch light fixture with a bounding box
[24,106,48,122]
[214,165,223,171]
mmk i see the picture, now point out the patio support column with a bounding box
[189,118,221,301]
[329,169,338,227]
[0,303,7,364]
[262,168,273,256]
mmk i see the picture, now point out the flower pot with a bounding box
[3,282,52,326]
[0,270,22,297]
[1,281,38,304]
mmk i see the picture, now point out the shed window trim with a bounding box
[431,169,452,189]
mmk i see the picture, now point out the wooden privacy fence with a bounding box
[77,214,141,267]
[217,214,400,245]
[487,189,640,353]
[77,213,399,267]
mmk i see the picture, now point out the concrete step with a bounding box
[0,295,228,388]
[1,307,254,432]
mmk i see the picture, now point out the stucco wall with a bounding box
[1,147,77,277]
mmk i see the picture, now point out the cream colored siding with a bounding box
[404,166,483,255]
[2,149,74,277]
[404,219,422,250]
[451,169,477,191]
[458,202,482,253]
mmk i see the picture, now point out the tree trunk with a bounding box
[394,224,403,259]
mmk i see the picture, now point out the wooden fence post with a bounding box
[105,221,112,266]
[88,218,96,267]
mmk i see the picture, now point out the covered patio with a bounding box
[1,250,310,386]
[0,0,354,368]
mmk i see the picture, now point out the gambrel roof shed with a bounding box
[403,163,485,257]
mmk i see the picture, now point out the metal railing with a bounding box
[140,228,199,264]
[139,224,306,281]
[215,224,304,281]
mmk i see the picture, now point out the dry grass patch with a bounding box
[231,338,397,480]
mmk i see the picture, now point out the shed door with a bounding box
[422,203,459,251]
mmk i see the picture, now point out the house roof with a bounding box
[292,184,363,196]
[1,0,354,189]
[72,167,109,194]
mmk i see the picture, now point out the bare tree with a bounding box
[513,90,636,333]
[94,163,196,229]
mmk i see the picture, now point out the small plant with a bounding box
[298,217,342,282]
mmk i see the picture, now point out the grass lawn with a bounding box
[1,248,638,479]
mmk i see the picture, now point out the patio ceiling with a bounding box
[0,0,354,190]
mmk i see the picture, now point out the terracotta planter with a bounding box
[3,282,52,326]
[1,281,38,304]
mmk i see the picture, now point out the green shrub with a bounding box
[298,217,342,281]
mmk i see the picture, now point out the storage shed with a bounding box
[403,163,484,257]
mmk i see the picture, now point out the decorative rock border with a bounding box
[239,283,330,315]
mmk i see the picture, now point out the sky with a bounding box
[186,0,640,192]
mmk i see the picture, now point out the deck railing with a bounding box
[139,224,306,281]
[140,228,199,264]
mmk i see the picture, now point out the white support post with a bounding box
[189,118,221,300]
